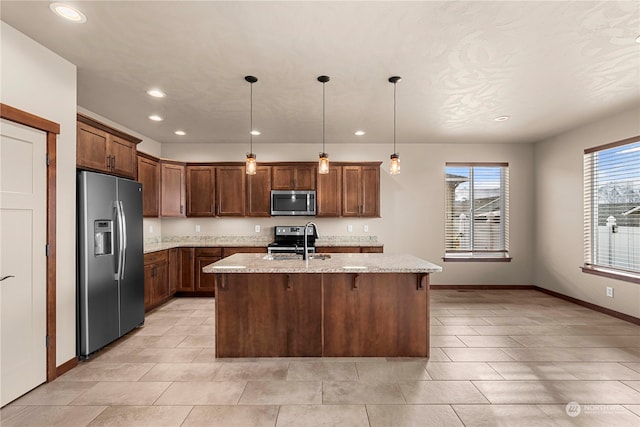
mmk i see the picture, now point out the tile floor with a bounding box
[2,289,640,426]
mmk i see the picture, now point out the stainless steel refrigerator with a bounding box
[77,170,144,357]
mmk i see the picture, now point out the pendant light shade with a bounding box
[388,76,401,175]
[245,75,258,175]
[318,75,330,174]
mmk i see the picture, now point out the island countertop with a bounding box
[203,253,442,274]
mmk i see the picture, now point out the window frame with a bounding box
[443,162,511,262]
[583,135,640,284]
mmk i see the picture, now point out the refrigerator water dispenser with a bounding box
[94,220,113,256]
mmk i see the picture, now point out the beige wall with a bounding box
[161,141,535,285]
[534,106,640,317]
[1,22,77,365]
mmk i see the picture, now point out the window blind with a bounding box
[445,163,509,257]
[584,137,640,275]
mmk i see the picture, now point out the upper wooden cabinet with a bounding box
[342,164,380,217]
[216,166,245,216]
[246,166,272,217]
[137,153,160,217]
[316,166,342,217]
[76,114,140,179]
[186,165,215,217]
[161,161,186,217]
[272,164,316,190]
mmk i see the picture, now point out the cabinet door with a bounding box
[168,248,178,294]
[216,166,245,216]
[177,248,194,291]
[271,166,295,190]
[246,166,271,217]
[293,165,316,190]
[137,155,160,217]
[154,262,169,302]
[195,256,221,293]
[143,264,155,311]
[77,122,110,173]
[341,166,362,217]
[110,136,137,179]
[161,162,185,217]
[316,166,341,217]
[360,165,380,217]
[272,165,316,190]
[186,165,215,216]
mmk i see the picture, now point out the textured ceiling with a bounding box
[2,1,639,145]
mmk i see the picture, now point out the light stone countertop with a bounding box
[203,253,442,274]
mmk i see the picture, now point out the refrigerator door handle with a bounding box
[119,201,128,280]
[114,201,124,280]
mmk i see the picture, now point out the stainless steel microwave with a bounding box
[270,190,316,216]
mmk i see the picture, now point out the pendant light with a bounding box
[388,76,401,175]
[245,75,258,175]
[318,75,330,175]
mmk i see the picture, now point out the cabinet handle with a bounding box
[106,156,111,168]
[111,156,116,169]
[352,274,360,290]
[286,274,293,291]
[180,205,184,214]
[417,274,427,291]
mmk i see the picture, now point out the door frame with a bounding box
[1,103,61,382]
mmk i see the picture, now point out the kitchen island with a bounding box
[204,253,442,358]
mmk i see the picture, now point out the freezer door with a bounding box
[77,171,120,356]
[117,178,144,335]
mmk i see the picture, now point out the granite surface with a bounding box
[144,235,383,253]
[203,253,442,274]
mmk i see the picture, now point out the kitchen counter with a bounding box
[204,253,441,274]
[209,253,441,358]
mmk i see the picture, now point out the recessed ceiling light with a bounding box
[250,130,261,136]
[494,116,510,122]
[174,130,186,136]
[354,130,366,136]
[49,3,87,23]
[148,115,163,122]
[146,88,166,98]
[636,35,640,44]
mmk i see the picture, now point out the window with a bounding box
[444,163,510,261]
[583,136,640,283]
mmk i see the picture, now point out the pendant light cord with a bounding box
[322,81,326,153]
[393,81,397,154]
[250,82,253,153]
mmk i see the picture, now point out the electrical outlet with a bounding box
[195,224,201,233]
[364,225,369,233]
[347,225,353,233]
[606,286,614,298]
[149,225,153,233]
[255,225,261,233]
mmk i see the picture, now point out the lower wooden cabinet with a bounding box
[143,250,171,311]
[177,248,195,292]
[195,248,222,293]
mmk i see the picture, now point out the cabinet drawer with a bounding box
[195,247,222,257]
[144,250,168,265]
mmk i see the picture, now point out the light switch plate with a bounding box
[195,224,201,233]
[364,225,369,233]
[348,225,353,233]
[606,286,614,298]
[255,225,261,233]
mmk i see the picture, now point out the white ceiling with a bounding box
[2,1,639,145]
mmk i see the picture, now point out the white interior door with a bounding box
[0,119,47,407]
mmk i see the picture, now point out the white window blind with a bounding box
[584,137,640,277]
[445,163,509,259]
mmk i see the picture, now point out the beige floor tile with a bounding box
[458,335,524,348]
[426,348,452,361]
[482,316,544,326]
[366,404,464,427]
[517,325,574,335]
[453,404,558,427]
[277,405,368,427]
[131,325,174,336]
[240,381,322,405]
[473,380,640,404]
[175,316,207,326]
[57,362,155,382]
[437,316,491,326]
[442,348,514,362]
[501,348,582,362]
[287,361,357,381]
[132,347,202,363]
[470,325,530,335]
[430,335,467,347]
[488,362,577,380]
[0,405,106,427]
[431,325,480,336]
[70,381,170,406]
[555,362,640,380]
[624,363,640,374]
[115,335,188,349]
[623,381,640,392]
[538,404,640,427]
[574,347,640,362]
[624,404,640,417]
[426,362,503,380]
[448,309,500,316]
[356,361,430,381]
[322,381,405,404]
[155,381,246,405]
[140,363,220,381]
[398,380,488,404]
[192,348,217,363]
[177,335,216,348]
[87,405,192,427]
[12,381,98,405]
[213,361,289,381]
[183,405,278,427]
[164,325,215,336]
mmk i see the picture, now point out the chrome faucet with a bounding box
[303,221,318,260]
